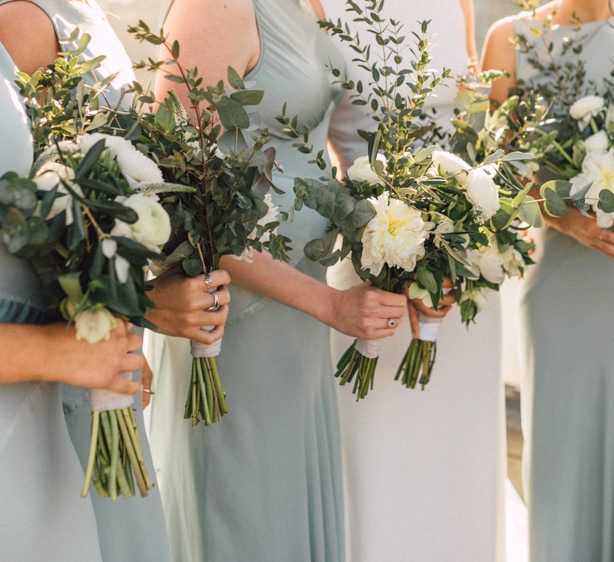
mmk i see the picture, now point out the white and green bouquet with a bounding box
[1,44,175,499]
[127,23,290,426]
[287,2,535,399]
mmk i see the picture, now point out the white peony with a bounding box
[570,149,614,228]
[570,95,605,125]
[79,133,164,187]
[360,194,430,276]
[432,150,471,177]
[75,307,117,344]
[34,161,82,224]
[465,166,500,222]
[347,154,387,186]
[237,193,280,261]
[111,194,171,251]
[584,131,609,154]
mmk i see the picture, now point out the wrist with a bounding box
[311,285,338,328]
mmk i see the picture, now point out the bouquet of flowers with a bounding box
[287,2,536,399]
[2,43,177,499]
[126,23,290,426]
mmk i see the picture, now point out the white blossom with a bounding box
[347,155,387,186]
[75,308,117,344]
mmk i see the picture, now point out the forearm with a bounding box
[0,323,56,384]
[220,252,337,326]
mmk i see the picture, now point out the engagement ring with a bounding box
[208,291,221,311]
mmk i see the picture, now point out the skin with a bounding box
[157,0,407,341]
[0,1,226,389]
[482,0,614,259]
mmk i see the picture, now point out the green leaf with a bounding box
[76,139,106,179]
[227,67,245,90]
[416,266,438,294]
[540,181,570,217]
[86,200,139,224]
[217,99,250,129]
[59,272,84,302]
[518,196,544,228]
[230,90,264,106]
[598,189,614,213]
[182,258,203,276]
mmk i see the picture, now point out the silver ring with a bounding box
[208,291,221,312]
[143,388,155,395]
[387,319,395,328]
[204,273,213,287]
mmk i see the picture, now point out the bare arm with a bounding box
[481,18,517,104]
[459,0,478,71]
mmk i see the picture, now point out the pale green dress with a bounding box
[0,42,103,562]
[146,1,346,560]
[516,15,614,562]
[0,2,171,560]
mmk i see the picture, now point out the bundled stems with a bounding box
[184,357,228,426]
[335,340,379,401]
[81,408,154,500]
[395,339,438,390]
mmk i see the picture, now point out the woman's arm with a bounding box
[481,17,517,104]
[459,0,478,72]
[0,320,143,392]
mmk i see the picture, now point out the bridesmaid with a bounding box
[0,21,143,562]
[324,1,506,561]
[146,1,408,561]
[0,2,230,561]
[483,2,614,561]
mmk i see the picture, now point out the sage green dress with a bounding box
[0,42,103,562]
[146,1,346,560]
[516,15,614,562]
[0,2,171,561]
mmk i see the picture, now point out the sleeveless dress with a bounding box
[515,15,614,562]
[145,1,346,560]
[324,1,506,561]
[0,2,171,560]
[0,42,103,562]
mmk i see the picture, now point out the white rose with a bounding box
[584,131,609,154]
[569,95,605,122]
[111,194,171,251]
[432,150,471,177]
[570,149,614,211]
[465,166,500,221]
[75,308,117,344]
[466,244,506,285]
[79,133,164,187]
[347,155,387,186]
[360,193,430,276]
[34,161,82,224]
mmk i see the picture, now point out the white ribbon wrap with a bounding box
[355,338,384,359]
[91,372,134,412]
[190,286,223,359]
[416,316,443,343]
[191,333,223,359]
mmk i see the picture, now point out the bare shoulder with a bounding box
[0,1,58,74]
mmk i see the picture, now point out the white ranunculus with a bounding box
[34,161,82,224]
[79,133,164,187]
[459,287,491,313]
[237,193,280,261]
[360,194,430,276]
[75,308,117,344]
[465,166,500,221]
[584,131,609,154]
[347,154,387,186]
[111,194,171,251]
[570,95,605,123]
[570,149,614,210]
[466,244,506,285]
[432,150,471,178]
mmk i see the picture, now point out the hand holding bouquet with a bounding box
[288,3,536,399]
